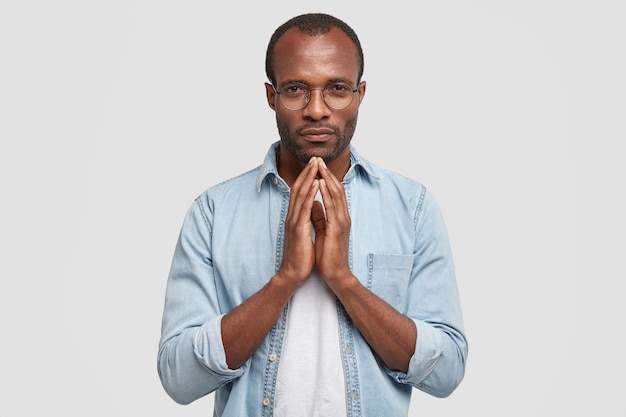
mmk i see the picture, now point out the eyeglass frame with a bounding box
[272,82,360,111]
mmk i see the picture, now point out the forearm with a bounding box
[329,273,416,372]
[220,158,320,368]
[221,273,299,369]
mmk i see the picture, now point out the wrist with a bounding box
[324,270,359,294]
[271,270,304,296]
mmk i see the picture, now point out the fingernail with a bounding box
[309,156,315,164]
[320,158,328,169]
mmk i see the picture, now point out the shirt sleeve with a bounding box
[389,188,468,397]
[157,196,248,405]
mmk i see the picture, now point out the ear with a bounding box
[265,82,277,110]
[357,81,366,104]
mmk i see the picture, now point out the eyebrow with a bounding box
[278,78,355,87]
[278,79,307,87]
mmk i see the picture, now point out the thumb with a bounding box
[311,200,326,235]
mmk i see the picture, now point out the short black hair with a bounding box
[265,13,364,87]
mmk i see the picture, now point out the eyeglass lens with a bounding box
[278,84,355,110]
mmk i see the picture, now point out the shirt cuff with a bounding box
[388,318,443,385]
[193,314,249,379]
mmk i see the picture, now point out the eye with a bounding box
[326,83,352,96]
[326,84,352,93]
[281,85,307,96]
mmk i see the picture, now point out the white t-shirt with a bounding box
[273,193,347,417]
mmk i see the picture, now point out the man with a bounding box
[158,13,467,417]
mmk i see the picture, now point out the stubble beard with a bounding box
[276,113,358,164]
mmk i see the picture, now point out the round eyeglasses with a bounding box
[274,83,358,111]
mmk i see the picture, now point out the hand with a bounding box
[276,157,321,288]
[312,158,353,287]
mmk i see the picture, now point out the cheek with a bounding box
[275,114,292,137]
[338,111,358,129]
[276,110,298,129]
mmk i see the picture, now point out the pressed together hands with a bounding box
[221,157,416,372]
[277,156,353,293]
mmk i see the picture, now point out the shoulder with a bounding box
[195,142,280,205]
[355,155,427,200]
[203,166,261,196]
[194,166,263,209]
[352,153,444,227]
[351,146,425,191]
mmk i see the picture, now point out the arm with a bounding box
[221,157,321,368]
[401,188,467,396]
[314,159,467,395]
[325,272,417,372]
[158,159,324,404]
[313,159,416,372]
[157,198,236,404]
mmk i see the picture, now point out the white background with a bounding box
[1,1,624,416]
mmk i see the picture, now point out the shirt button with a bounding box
[273,177,278,185]
[269,354,277,362]
[263,397,270,406]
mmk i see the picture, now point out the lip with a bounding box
[299,128,335,142]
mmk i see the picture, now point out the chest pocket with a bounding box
[366,253,415,313]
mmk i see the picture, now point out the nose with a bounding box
[302,89,331,120]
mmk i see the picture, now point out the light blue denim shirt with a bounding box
[158,142,467,416]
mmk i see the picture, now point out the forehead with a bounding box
[273,27,360,85]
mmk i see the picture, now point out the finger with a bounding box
[287,160,320,223]
[317,157,340,186]
[291,157,320,192]
[317,159,345,200]
[318,178,338,222]
[290,179,320,229]
[317,164,348,219]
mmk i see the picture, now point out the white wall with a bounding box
[1,1,624,415]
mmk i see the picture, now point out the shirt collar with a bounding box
[255,141,379,192]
